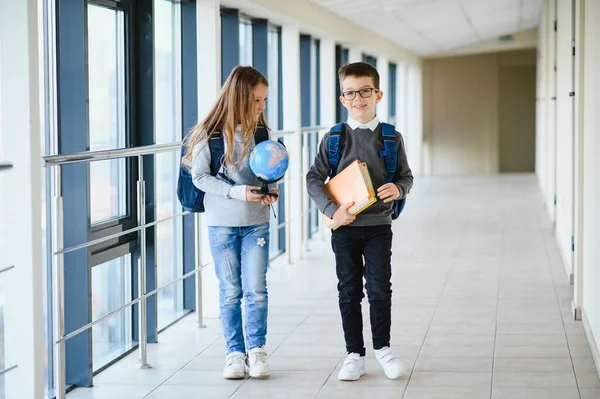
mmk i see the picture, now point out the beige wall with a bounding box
[423,50,536,175]
[499,52,537,173]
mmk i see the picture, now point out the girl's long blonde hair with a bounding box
[183,66,269,170]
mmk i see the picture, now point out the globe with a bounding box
[249,140,289,183]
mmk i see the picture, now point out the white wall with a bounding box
[0,0,45,397]
[581,0,600,373]
[221,0,420,64]
[554,0,575,280]
[537,0,600,376]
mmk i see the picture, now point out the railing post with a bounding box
[195,213,205,328]
[52,166,66,399]
[285,171,293,265]
[137,155,151,369]
[301,131,309,254]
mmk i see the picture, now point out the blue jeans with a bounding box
[208,222,270,354]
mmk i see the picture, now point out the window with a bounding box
[153,0,185,330]
[266,25,280,130]
[362,53,377,68]
[87,4,128,225]
[308,38,320,237]
[91,255,133,370]
[335,44,349,122]
[389,63,397,125]
[239,15,253,66]
[267,25,284,258]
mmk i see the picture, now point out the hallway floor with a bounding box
[69,175,600,399]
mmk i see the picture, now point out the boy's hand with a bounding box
[377,183,401,203]
[260,189,279,205]
[332,202,356,227]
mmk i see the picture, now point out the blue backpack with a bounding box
[328,122,406,219]
[177,125,269,212]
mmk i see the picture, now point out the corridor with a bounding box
[68,175,600,399]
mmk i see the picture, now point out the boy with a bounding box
[306,62,413,381]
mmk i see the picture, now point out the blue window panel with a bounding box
[56,0,93,387]
[299,34,312,128]
[335,44,349,123]
[389,63,397,120]
[252,19,268,75]
[221,8,240,85]
[181,1,198,311]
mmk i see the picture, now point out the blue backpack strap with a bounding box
[380,122,406,219]
[208,131,224,175]
[328,123,345,178]
[254,124,269,144]
[380,122,397,184]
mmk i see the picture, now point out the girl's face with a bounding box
[253,83,268,120]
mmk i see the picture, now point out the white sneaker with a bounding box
[223,351,246,379]
[248,347,271,378]
[338,353,366,381]
[375,346,405,379]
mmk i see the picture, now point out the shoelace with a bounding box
[227,355,245,367]
[251,352,267,363]
[250,351,267,365]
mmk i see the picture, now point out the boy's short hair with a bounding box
[338,62,380,91]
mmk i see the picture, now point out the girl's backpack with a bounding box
[177,125,269,212]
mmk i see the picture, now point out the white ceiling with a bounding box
[308,0,544,55]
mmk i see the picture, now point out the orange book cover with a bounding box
[323,159,376,230]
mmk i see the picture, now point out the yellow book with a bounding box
[323,159,377,230]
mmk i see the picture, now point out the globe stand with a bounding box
[251,177,280,197]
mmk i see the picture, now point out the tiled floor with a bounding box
[68,175,600,399]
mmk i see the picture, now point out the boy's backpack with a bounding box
[327,122,406,219]
[177,125,269,213]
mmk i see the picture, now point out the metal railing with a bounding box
[268,129,294,263]
[300,126,329,251]
[0,162,19,383]
[44,142,204,398]
[42,128,308,399]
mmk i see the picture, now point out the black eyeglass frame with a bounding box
[341,87,379,101]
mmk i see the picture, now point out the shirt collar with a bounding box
[347,116,380,131]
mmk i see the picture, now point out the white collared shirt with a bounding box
[347,115,380,131]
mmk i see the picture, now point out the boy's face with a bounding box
[339,75,383,124]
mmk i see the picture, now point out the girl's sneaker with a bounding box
[338,353,366,381]
[223,351,246,379]
[248,346,271,378]
[374,346,405,379]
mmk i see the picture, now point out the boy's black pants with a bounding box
[331,224,393,356]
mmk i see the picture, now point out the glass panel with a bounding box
[154,0,185,329]
[91,255,133,371]
[0,34,5,399]
[267,26,283,258]
[266,26,279,130]
[87,4,127,225]
[0,296,4,399]
[239,16,253,66]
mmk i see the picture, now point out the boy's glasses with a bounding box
[341,87,378,101]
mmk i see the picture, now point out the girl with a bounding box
[184,66,278,379]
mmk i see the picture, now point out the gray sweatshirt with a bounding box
[191,127,270,227]
[306,123,413,226]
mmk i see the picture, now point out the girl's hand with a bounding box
[261,189,279,205]
[245,186,265,202]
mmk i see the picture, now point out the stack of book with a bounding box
[323,159,376,230]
